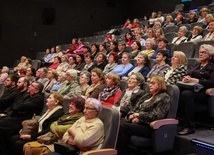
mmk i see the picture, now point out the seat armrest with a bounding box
[150,118,178,129]
[206,88,214,96]
[82,149,117,155]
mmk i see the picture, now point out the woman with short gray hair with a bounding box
[172,26,187,44]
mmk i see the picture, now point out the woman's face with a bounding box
[69,102,80,115]
[121,54,130,64]
[69,57,75,65]
[155,29,161,37]
[147,30,153,38]
[209,22,214,32]
[26,68,32,76]
[105,77,115,87]
[156,52,165,62]
[128,75,138,89]
[99,45,104,52]
[178,29,185,38]
[189,13,195,19]
[72,39,76,44]
[47,71,54,79]
[85,56,92,64]
[145,41,152,50]
[54,57,60,64]
[61,56,67,62]
[91,72,101,85]
[108,55,115,64]
[131,42,139,50]
[51,47,55,53]
[199,47,210,62]
[91,45,97,52]
[45,49,50,54]
[126,33,131,40]
[58,74,65,82]
[110,42,115,50]
[79,74,89,85]
[149,78,159,95]
[76,55,82,63]
[137,55,146,65]
[192,28,199,36]
[96,54,104,63]
[135,33,141,40]
[171,53,181,66]
[46,94,58,108]
[83,102,98,119]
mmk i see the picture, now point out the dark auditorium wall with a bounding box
[0,0,129,67]
[0,0,212,68]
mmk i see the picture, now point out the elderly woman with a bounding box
[147,50,170,81]
[82,54,94,72]
[164,51,187,85]
[123,53,150,80]
[203,20,214,41]
[13,56,27,72]
[44,98,104,155]
[49,56,61,70]
[116,75,170,155]
[198,7,209,23]
[57,69,81,97]
[22,97,85,155]
[51,72,66,92]
[66,55,76,70]
[131,41,141,58]
[0,66,9,83]
[99,73,122,107]
[11,92,64,155]
[136,38,155,59]
[186,26,203,43]
[163,15,175,28]
[172,26,187,44]
[178,44,214,135]
[103,52,118,74]
[111,52,133,77]
[113,73,145,115]
[83,68,105,99]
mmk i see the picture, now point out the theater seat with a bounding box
[126,84,179,154]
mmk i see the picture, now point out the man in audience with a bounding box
[36,67,49,85]
[0,75,19,112]
[0,79,44,154]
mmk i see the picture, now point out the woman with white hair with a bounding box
[172,26,187,44]
[45,98,104,155]
[0,66,9,82]
[178,44,214,135]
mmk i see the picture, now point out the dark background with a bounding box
[0,0,211,68]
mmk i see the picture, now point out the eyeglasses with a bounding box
[30,84,38,89]
[84,107,96,111]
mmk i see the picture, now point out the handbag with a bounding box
[54,142,80,155]
[37,132,57,145]
[20,114,38,135]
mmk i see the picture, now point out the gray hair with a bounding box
[80,71,91,82]
[179,26,187,34]
[130,72,145,84]
[2,66,9,73]
[86,98,102,112]
[200,44,214,57]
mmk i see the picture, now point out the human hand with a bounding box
[20,134,31,140]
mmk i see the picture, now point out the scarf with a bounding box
[99,86,120,101]
[85,83,100,97]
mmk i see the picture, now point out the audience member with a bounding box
[73,39,84,54]
[103,52,118,74]
[197,7,209,23]
[51,72,66,92]
[178,44,214,135]
[186,26,203,43]
[56,55,69,74]
[37,67,49,85]
[11,92,64,155]
[164,51,187,85]
[117,41,127,59]
[0,80,44,155]
[22,97,85,155]
[0,66,9,83]
[57,69,81,97]
[74,53,85,72]
[187,11,198,24]
[43,70,58,93]
[49,56,61,70]
[203,20,214,41]
[99,73,122,107]
[111,52,133,77]
[66,55,76,70]
[83,68,105,99]
[13,56,27,72]
[25,67,36,83]
[88,52,107,72]
[137,38,155,59]
[82,54,94,72]
[135,31,146,46]
[125,32,134,46]
[172,26,187,44]
[205,14,214,29]
[44,48,54,63]
[147,50,170,81]
[163,15,175,27]
[66,38,78,54]
[90,44,99,58]
[0,75,19,112]
[116,75,170,155]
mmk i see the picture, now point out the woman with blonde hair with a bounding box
[99,73,123,107]
[164,51,188,85]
